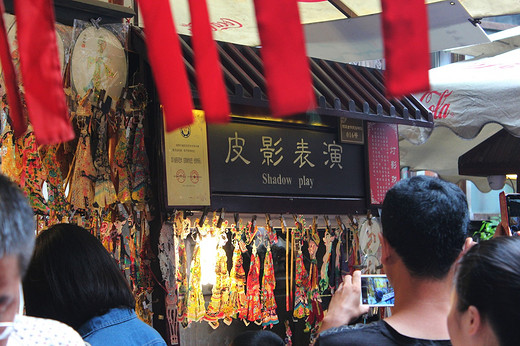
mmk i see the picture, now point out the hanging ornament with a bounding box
[261,242,278,328]
[245,244,262,325]
[187,235,206,322]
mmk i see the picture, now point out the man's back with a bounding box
[316,321,451,346]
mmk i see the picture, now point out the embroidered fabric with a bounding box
[175,234,189,327]
[261,245,278,328]
[68,112,96,210]
[18,131,48,214]
[204,246,230,327]
[112,114,132,204]
[319,230,335,293]
[187,243,206,322]
[93,108,117,208]
[293,245,310,319]
[224,240,247,324]
[245,246,262,323]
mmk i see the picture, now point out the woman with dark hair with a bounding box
[448,236,520,346]
[22,223,166,345]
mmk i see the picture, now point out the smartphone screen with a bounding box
[507,194,520,233]
[360,275,394,307]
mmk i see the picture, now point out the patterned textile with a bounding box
[224,242,247,324]
[93,109,117,208]
[112,117,132,204]
[204,246,230,327]
[0,120,19,180]
[8,315,84,345]
[187,243,206,322]
[18,131,48,214]
[293,246,310,319]
[307,239,324,334]
[245,246,262,323]
[131,114,150,205]
[40,145,69,220]
[319,230,335,293]
[261,245,278,328]
[175,236,189,327]
[68,113,96,210]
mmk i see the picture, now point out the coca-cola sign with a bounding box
[420,89,453,119]
[181,18,243,32]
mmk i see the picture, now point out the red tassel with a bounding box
[137,0,194,131]
[14,0,74,144]
[188,0,230,123]
[381,0,430,98]
[253,0,315,117]
[0,0,25,137]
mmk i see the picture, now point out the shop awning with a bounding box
[178,35,433,127]
[459,129,520,176]
[169,0,520,49]
[399,48,520,191]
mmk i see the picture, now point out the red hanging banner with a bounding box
[15,0,74,144]
[188,0,230,123]
[0,0,25,137]
[381,0,430,98]
[138,0,194,131]
[253,0,315,117]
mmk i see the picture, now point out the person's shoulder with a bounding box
[316,321,392,346]
[10,315,85,345]
[80,309,166,346]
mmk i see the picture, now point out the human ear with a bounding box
[466,305,482,336]
[379,233,390,265]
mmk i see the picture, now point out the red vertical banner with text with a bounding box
[367,123,400,205]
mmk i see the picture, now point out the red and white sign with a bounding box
[368,123,400,205]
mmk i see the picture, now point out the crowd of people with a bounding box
[0,172,519,345]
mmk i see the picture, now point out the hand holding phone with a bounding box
[499,192,520,236]
[360,275,394,307]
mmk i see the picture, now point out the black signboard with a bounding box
[207,122,365,198]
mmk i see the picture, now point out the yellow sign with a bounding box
[164,110,210,206]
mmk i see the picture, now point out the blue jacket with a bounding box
[78,308,166,346]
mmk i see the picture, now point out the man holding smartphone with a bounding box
[316,175,469,345]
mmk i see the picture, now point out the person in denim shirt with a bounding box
[22,223,166,346]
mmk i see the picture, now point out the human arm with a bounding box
[318,270,369,334]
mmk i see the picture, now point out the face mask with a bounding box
[0,284,24,340]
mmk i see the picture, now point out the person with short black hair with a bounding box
[0,174,84,345]
[22,223,166,345]
[448,236,520,346]
[317,176,469,345]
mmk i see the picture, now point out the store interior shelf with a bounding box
[4,0,135,26]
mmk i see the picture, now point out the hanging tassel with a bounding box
[0,0,25,137]
[137,0,194,131]
[381,0,430,98]
[187,0,230,123]
[253,0,315,117]
[15,0,74,144]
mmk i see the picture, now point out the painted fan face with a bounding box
[359,217,382,273]
[71,26,127,101]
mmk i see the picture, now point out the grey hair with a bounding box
[0,173,35,276]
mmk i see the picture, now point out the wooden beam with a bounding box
[328,0,358,18]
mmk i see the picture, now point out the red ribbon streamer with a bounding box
[15,0,74,144]
[253,0,315,117]
[188,0,230,123]
[381,0,430,98]
[0,1,25,137]
[137,0,194,131]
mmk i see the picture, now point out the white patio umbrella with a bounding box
[400,48,520,191]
